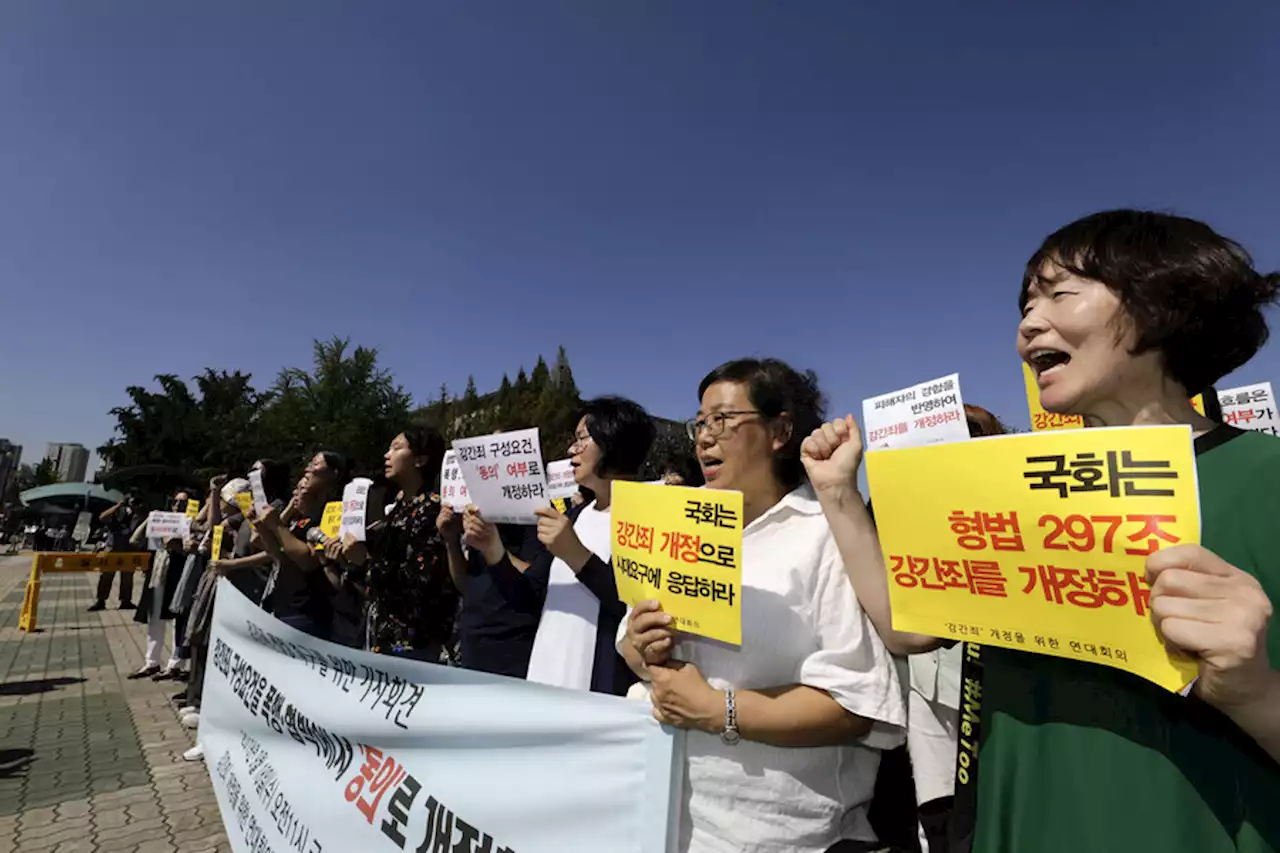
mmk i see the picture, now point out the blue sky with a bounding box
[2,1,1278,477]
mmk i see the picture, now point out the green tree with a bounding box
[258,337,412,475]
[530,355,550,393]
[462,375,479,414]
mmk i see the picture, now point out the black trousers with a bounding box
[95,570,134,604]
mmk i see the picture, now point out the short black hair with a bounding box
[255,459,292,504]
[698,358,827,490]
[1020,210,1279,395]
[578,396,655,479]
[1201,386,1223,423]
[401,424,446,487]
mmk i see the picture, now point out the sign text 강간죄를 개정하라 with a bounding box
[867,425,1201,692]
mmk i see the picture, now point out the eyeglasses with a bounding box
[569,433,594,452]
[685,410,762,441]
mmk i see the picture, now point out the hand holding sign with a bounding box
[801,415,865,497]
[535,505,592,570]
[1147,544,1275,710]
[627,599,676,667]
[436,504,461,540]
[462,509,503,566]
[649,661,720,732]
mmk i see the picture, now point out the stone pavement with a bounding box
[0,554,229,852]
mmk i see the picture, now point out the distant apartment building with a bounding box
[45,442,90,483]
[0,439,21,499]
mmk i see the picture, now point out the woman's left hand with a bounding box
[535,505,592,570]
[341,533,369,567]
[322,537,344,565]
[649,662,724,733]
[1148,544,1274,710]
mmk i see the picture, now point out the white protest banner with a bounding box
[146,511,188,540]
[202,580,681,853]
[73,511,93,544]
[862,373,968,451]
[1218,382,1278,437]
[451,428,550,525]
[340,477,372,542]
[439,450,470,512]
[546,459,578,502]
[248,469,270,514]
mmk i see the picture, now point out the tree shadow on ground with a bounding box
[0,676,85,696]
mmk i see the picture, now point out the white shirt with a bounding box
[622,485,906,853]
[526,502,612,691]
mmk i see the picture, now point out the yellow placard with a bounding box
[185,499,200,518]
[319,501,343,544]
[611,481,744,645]
[1024,363,1205,428]
[866,425,1201,692]
[1023,363,1085,431]
[211,523,225,562]
[234,492,252,516]
[551,498,569,514]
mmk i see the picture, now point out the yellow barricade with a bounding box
[17,551,152,632]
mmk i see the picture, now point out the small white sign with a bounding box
[146,511,188,541]
[248,469,270,514]
[862,373,969,451]
[73,511,93,544]
[1218,382,1278,436]
[546,459,579,503]
[451,428,550,525]
[439,450,470,512]
[339,477,372,542]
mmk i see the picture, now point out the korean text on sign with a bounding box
[1023,363,1084,431]
[340,478,372,542]
[546,459,579,502]
[612,482,744,645]
[1218,382,1279,436]
[451,428,550,525]
[146,511,188,541]
[862,373,970,450]
[438,450,470,512]
[866,425,1201,692]
[317,501,342,549]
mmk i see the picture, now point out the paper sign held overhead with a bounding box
[1218,382,1278,436]
[863,373,969,450]
[248,470,270,514]
[439,450,469,512]
[866,425,1201,693]
[146,511,188,541]
[546,459,579,502]
[451,429,550,525]
[186,499,201,519]
[612,481,744,645]
[211,524,225,562]
[339,479,372,542]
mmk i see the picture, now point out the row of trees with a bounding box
[94,339,694,499]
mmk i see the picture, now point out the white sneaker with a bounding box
[183,744,204,762]
[177,706,197,716]
[181,712,200,730]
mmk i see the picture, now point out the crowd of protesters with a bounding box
[70,209,1279,853]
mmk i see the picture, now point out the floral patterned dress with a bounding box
[360,490,459,664]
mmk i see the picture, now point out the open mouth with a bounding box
[699,456,723,480]
[1028,348,1071,378]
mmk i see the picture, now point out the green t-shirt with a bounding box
[965,426,1280,853]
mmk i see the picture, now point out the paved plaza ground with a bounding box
[0,554,229,852]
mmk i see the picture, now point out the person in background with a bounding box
[326,426,459,662]
[472,397,654,695]
[254,451,350,642]
[89,495,138,611]
[441,506,542,678]
[658,449,705,488]
[128,490,193,680]
[624,359,905,853]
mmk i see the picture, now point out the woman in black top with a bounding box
[328,426,459,663]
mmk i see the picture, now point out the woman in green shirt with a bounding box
[806,209,1279,852]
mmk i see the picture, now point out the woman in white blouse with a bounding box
[622,358,906,853]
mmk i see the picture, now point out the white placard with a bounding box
[339,477,372,542]
[73,511,93,544]
[1218,382,1278,436]
[451,428,550,525]
[145,511,188,540]
[248,469,270,514]
[862,373,969,451]
[546,459,579,503]
[202,580,680,853]
[439,450,470,512]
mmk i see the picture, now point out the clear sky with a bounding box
[2,1,1277,477]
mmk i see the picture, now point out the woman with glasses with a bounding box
[622,358,905,853]
[471,397,654,694]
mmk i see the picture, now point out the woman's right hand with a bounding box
[462,509,504,566]
[801,414,865,499]
[437,505,462,540]
[628,600,676,668]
